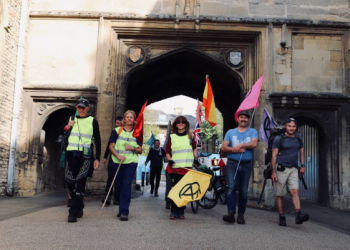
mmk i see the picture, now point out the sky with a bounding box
[147,95,198,116]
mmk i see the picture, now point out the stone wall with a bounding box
[0,0,23,196]
[29,0,350,21]
[292,34,343,93]
[24,19,99,87]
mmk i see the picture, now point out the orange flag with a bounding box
[133,100,148,144]
[203,75,217,127]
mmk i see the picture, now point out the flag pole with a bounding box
[233,107,256,180]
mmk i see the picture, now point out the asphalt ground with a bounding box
[0,183,349,250]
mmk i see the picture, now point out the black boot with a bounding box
[154,189,158,197]
[150,187,154,195]
[295,211,309,225]
[223,212,235,223]
[279,214,287,226]
[68,193,77,223]
[75,194,85,218]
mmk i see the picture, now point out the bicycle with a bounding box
[198,167,227,209]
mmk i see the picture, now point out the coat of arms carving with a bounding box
[129,47,141,63]
[229,51,241,66]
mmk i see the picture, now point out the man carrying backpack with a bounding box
[271,118,309,226]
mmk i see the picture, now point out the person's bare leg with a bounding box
[276,196,284,214]
[290,189,301,210]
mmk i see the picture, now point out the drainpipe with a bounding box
[7,0,29,195]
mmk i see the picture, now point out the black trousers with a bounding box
[165,170,172,205]
[150,166,162,190]
[65,152,88,216]
[169,173,186,214]
[65,152,88,194]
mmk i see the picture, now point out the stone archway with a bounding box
[39,108,75,192]
[122,48,244,133]
[270,92,348,208]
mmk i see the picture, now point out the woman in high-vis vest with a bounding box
[165,116,200,220]
[65,98,101,223]
[109,110,142,221]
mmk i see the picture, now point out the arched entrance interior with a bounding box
[124,49,243,133]
[41,108,75,192]
[296,116,328,206]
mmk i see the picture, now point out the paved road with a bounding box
[0,184,349,250]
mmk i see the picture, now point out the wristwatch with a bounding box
[300,164,305,168]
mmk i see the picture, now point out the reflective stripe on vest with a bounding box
[66,116,94,151]
[111,127,139,164]
[170,134,194,168]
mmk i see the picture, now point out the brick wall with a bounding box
[0,0,23,196]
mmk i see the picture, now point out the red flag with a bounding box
[203,75,217,127]
[235,74,264,122]
[133,100,148,144]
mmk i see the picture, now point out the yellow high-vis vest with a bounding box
[66,116,94,151]
[170,134,194,168]
[111,127,139,164]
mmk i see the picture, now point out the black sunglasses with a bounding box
[175,120,186,124]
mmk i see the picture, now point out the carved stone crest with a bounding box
[229,51,242,66]
[129,47,141,63]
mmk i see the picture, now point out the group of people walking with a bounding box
[63,97,309,227]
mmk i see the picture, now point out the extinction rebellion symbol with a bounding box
[179,182,201,199]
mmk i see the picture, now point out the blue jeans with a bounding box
[226,161,252,215]
[112,163,137,215]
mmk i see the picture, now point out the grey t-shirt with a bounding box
[272,134,304,167]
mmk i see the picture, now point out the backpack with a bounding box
[265,127,302,165]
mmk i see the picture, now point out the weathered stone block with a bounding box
[304,39,342,51]
[287,6,328,16]
[315,35,331,40]
[324,61,343,76]
[229,5,249,17]
[249,3,286,17]
[331,76,343,92]
[292,75,331,92]
[293,49,330,61]
[203,2,223,16]
[330,51,342,62]
[293,35,304,50]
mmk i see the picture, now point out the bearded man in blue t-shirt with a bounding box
[221,110,258,224]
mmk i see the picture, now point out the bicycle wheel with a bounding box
[219,189,227,205]
[198,185,218,209]
[191,200,199,214]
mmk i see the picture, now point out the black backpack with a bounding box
[264,127,302,176]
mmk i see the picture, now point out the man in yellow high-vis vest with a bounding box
[65,98,101,223]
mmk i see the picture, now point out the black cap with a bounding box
[76,98,90,108]
[238,110,250,118]
[285,118,297,125]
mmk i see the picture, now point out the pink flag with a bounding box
[196,98,203,127]
[235,74,265,122]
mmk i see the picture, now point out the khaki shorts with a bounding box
[276,166,299,197]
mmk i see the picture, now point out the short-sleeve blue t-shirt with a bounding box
[224,128,258,161]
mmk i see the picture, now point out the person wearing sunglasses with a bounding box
[165,116,200,220]
[64,98,101,223]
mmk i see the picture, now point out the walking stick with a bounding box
[101,159,123,210]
